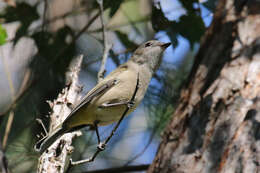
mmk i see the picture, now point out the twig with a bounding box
[125,98,170,165]
[42,0,48,33]
[52,11,100,65]
[125,129,156,165]
[97,0,112,83]
[0,70,32,116]
[70,73,140,165]
[87,16,150,33]
[82,164,149,173]
[0,142,8,173]
[73,12,100,45]
[66,131,95,173]
[42,8,86,28]
[2,111,14,149]
[36,118,48,136]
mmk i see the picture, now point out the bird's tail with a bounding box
[34,127,67,153]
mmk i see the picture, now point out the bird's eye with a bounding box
[145,42,152,47]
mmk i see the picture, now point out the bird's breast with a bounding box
[92,64,152,126]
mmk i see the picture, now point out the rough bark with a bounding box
[148,0,260,173]
[37,56,83,173]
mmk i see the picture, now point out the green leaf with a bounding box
[0,2,39,44]
[166,30,178,47]
[151,1,206,47]
[0,24,7,45]
[171,13,205,46]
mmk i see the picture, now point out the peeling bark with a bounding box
[37,56,83,173]
[148,0,260,172]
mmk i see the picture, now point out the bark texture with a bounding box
[37,56,83,173]
[148,0,260,172]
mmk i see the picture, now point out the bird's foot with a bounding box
[97,142,106,151]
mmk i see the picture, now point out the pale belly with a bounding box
[91,77,141,126]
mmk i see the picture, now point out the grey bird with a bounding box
[35,40,171,153]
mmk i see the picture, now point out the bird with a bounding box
[35,40,171,153]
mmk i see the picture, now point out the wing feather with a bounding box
[62,79,117,126]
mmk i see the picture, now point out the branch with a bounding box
[52,11,100,65]
[0,141,9,173]
[125,130,156,165]
[82,164,150,173]
[2,111,14,149]
[125,111,166,165]
[87,16,150,33]
[97,0,112,83]
[37,55,84,173]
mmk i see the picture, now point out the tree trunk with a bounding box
[148,0,260,172]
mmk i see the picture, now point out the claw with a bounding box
[97,142,106,151]
[127,101,135,108]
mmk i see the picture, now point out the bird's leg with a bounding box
[127,100,135,108]
[93,121,100,144]
[70,73,140,166]
[102,74,139,145]
[94,121,106,151]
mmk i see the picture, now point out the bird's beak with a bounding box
[161,42,171,49]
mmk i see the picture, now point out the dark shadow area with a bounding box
[183,95,212,154]
[209,121,231,171]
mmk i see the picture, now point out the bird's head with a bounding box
[131,40,171,72]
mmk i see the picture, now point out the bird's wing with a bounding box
[63,79,117,124]
[62,64,129,126]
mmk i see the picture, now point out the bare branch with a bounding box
[97,0,112,83]
[0,141,9,173]
[87,16,150,33]
[52,11,100,64]
[2,111,14,149]
[125,131,156,165]
[125,112,167,165]
[42,0,48,33]
[37,55,84,173]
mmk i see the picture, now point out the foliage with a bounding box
[152,0,206,47]
[0,24,7,45]
[0,2,39,43]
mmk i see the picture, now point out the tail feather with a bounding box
[34,127,67,153]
